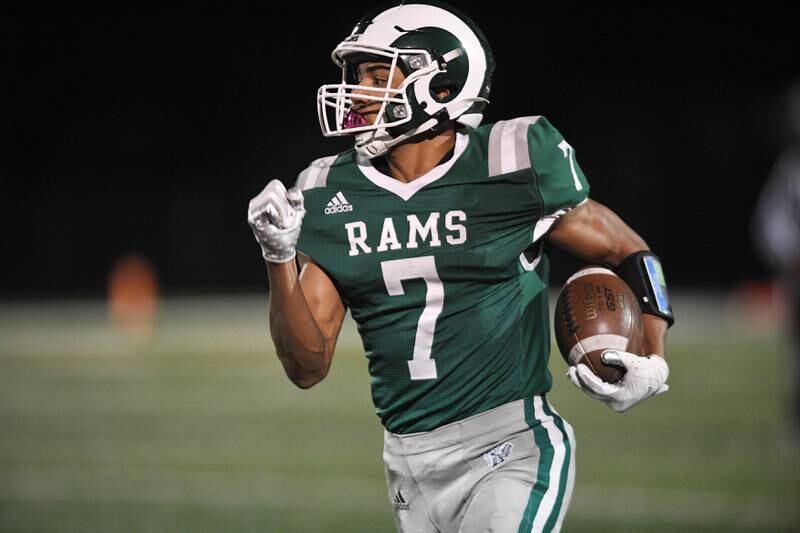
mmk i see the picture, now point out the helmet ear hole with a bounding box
[432,85,457,103]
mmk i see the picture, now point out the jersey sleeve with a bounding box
[294,155,339,192]
[526,116,590,215]
[292,155,339,265]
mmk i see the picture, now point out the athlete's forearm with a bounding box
[267,261,332,388]
[642,314,667,358]
[588,206,669,357]
[549,200,670,357]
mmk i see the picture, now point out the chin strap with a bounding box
[355,97,488,159]
[355,116,442,159]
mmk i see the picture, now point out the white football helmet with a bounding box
[317,2,495,158]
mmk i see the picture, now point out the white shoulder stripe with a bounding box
[296,155,338,191]
[488,116,541,177]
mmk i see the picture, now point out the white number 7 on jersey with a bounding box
[381,256,443,380]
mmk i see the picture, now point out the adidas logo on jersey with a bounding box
[324,192,353,214]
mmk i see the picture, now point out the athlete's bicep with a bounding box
[297,254,347,351]
[546,199,648,266]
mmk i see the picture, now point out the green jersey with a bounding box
[294,116,589,434]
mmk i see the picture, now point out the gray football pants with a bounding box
[383,395,576,533]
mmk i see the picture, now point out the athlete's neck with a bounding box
[381,129,457,183]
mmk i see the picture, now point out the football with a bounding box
[554,266,644,383]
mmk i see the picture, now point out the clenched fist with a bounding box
[247,179,305,263]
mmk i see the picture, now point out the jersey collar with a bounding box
[356,132,469,201]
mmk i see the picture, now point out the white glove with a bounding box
[567,350,669,413]
[247,179,305,263]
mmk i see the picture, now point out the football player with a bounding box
[752,80,800,451]
[247,3,674,531]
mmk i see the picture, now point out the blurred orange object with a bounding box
[726,279,785,334]
[107,253,159,338]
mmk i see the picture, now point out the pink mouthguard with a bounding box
[343,111,369,130]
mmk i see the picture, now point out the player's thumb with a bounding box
[286,187,304,210]
[600,349,631,369]
[566,367,581,389]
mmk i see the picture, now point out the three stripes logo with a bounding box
[392,489,410,511]
[324,192,353,215]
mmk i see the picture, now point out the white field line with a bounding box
[0,464,796,529]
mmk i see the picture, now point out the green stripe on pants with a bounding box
[541,396,573,531]
[517,396,572,533]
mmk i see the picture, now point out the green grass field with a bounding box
[1,293,798,532]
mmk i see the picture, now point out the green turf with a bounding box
[1,295,798,532]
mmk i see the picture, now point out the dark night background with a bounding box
[5,6,798,299]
